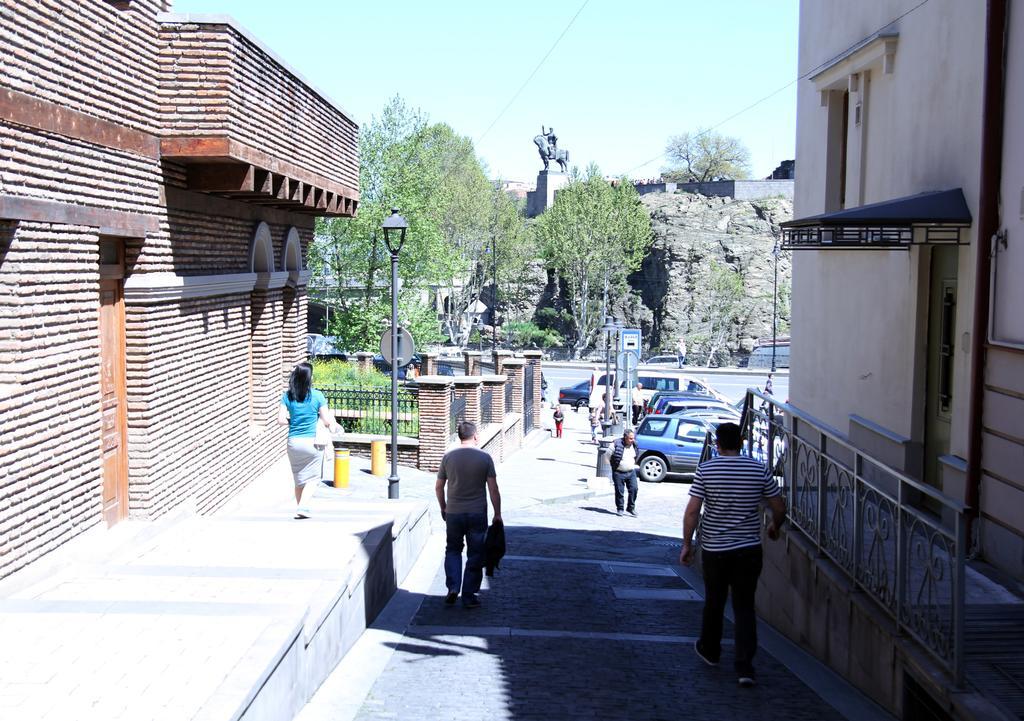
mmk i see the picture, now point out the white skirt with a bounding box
[287,437,323,487]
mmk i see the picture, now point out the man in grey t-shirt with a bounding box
[435,421,502,609]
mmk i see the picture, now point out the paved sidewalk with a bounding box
[300,410,893,721]
[0,456,431,721]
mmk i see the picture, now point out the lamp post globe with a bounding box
[382,208,408,499]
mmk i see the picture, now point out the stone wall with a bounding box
[632,180,794,201]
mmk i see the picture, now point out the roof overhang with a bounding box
[780,189,972,250]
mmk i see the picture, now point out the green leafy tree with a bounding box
[534,166,652,358]
[311,97,527,351]
[692,259,755,365]
[662,129,751,183]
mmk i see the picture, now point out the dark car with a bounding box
[378,354,457,381]
[306,334,348,362]
[557,380,591,411]
[634,415,716,482]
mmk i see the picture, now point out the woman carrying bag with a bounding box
[277,362,341,518]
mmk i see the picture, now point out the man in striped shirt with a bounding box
[679,422,786,687]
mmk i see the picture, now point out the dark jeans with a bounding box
[612,469,638,512]
[700,544,763,675]
[445,512,487,598]
[631,405,643,425]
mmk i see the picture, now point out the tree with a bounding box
[534,166,652,358]
[662,130,751,183]
[311,97,525,351]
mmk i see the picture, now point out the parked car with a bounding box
[373,353,455,380]
[634,415,717,482]
[642,354,680,367]
[557,380,592,411]
[621,371,730,411]
[306,334,348,362]
[672,407,742,426]
[662,398,738,417]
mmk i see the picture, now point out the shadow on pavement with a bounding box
[357,524,850,721]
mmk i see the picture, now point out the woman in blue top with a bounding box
[277,362,340,518]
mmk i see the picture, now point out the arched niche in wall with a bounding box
[249,221,275,274]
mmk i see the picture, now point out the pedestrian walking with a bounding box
[677,336,687,368]
[552,405,564,438]
[435,421,503,609]
[589,407,600,442]
[631,381,645,426]
[277,362,340,519]
[610,429,640,517]
[763,373,774,396]
[679,422,787,688]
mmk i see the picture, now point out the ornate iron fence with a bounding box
[523,370,535,433]
[504,378,514,413]
[734,389,966,683]
[320,386,419,436]
[450,392,467,441]
[481,387,494,423]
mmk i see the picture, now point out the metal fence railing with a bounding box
[504,380,514,413]
[481,387,494,423]
[450,393,467,441]
[321,386,419,436]
[723,389,967,684]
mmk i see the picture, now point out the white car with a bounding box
[608,370,730,411]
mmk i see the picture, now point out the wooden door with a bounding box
[99,242,127,526]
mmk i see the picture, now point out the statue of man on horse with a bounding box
[533,125,569,172]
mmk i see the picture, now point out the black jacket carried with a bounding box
[484,521,506,577]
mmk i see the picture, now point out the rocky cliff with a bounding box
[628,192,792,364]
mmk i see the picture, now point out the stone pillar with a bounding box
[480,374,506,462]
[452,376,482,428]
[355,351,373,373]
[492,349,513,376]
[415,376,452,473]
[503,358,526,450]
[463,350,482,376]
[421,351,438,376]
[522,350,543,431]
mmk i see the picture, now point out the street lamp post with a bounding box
[771,240,780,373]
[492,233,498,353]
[382,208,408,500]
[599,316,618,437]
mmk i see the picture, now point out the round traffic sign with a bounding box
[379,326,416,368]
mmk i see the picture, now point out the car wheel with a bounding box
[638,455,667,483]
[575,399,587,412]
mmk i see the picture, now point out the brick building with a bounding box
[0,1,358,578]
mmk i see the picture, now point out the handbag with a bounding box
[314,422,332,449]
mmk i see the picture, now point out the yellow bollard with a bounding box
[333,448,350,489]
[370,439,387,477]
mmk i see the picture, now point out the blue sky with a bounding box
[171,0,799,183]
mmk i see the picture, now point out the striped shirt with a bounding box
[690,455,780,552]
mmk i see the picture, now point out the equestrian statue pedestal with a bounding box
[526,170,568,218]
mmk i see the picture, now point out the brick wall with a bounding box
[0,0,354,580]
[1,0,168,133]
[415,378,452,473]
[0,222,104,577]
[157,20,359,190]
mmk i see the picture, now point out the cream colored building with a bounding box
[770,0,1024,716]
[789,0,1023,575]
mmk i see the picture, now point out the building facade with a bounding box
[773,0,1023,715]
[0,1,358,578]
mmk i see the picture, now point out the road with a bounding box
[544,364,789,405]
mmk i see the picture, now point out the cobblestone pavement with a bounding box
[302,410,885,721]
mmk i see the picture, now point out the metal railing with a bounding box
[524,371,535,433]
[321,386,419,436]
[730,389,967,683]
[504,380,514,413]
[450,393,467,441]
[481,387,494,423]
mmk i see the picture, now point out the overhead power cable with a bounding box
[476,0,590,144]
[624,0,932,176]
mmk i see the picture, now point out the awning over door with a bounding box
[780,189,971,249]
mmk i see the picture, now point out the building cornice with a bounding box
[123,273,257,304]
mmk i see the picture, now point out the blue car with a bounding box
[634,415,715,483]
